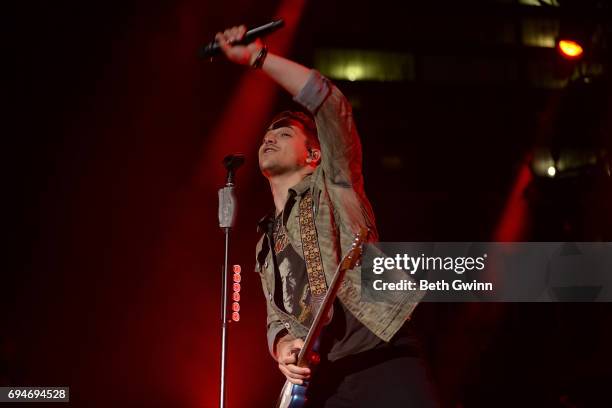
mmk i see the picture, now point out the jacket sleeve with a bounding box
[258,270,287,359]
[293,70,364,189]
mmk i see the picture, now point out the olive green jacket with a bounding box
[255,70,424,357]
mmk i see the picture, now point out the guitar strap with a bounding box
[298,189,327,311]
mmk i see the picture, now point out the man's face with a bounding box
[258,124,311,177]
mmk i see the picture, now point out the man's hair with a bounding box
[268,110,320,151]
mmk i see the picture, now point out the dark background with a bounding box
[4,0,612,407]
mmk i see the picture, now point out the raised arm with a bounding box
[216,25,364,187]
[215,25,310,96]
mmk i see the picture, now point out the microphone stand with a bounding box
[217,154,244,408]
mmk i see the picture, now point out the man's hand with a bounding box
[275,333,311,385]
[215,25,263,66]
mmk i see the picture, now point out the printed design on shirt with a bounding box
[278,257,297,314]
[273,215,289,254]
[276,242,314,326]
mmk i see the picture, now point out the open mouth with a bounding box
[263,147,278,153]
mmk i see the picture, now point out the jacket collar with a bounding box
[289,173,312,196]
[257,210,275,234]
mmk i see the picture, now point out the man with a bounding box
[216,25,438,407]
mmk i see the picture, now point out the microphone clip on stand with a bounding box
[217,153,245,408]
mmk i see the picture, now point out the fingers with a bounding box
[237,25,246,41]
[214,25,260,65]
[278,338,304,364]
[215,32,230,52]
[276,337,311,384]
[278,363,311,385]
[280,367,303,385]
[217,25,247,45]
[215,25,248,58]
[280,351,297,365]
[291,338,305,349]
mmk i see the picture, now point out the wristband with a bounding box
[251,45,268,69]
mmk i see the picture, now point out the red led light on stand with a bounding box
[231,264,241,322]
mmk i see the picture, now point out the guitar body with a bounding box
[276,381,307,408]
[276,337,320,408]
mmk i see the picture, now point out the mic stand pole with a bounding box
[217,154,244,408]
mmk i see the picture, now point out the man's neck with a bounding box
[268,171,310,215]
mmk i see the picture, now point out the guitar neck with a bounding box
[295,227,367,367]
[296,262,349,366]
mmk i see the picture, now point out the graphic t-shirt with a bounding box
[270,210,408,362]
[271,211,314,328]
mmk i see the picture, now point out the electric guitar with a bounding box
[275,227,368,408]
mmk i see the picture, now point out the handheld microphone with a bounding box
[199,20,284,58]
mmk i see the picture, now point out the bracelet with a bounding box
[251,45,268,69]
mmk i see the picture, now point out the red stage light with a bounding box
[232,302,240,312]
[557,39,584,59]
[233,273,241,283]
[232,283,241,292]
[232,292,240,302]
[233,264,241,274]
[231,312,240,322]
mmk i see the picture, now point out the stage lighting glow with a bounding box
[547,165,557,177]
[521,17,558,48]
[315,49,415,82]
[519,0,559,6]
[345,65,364,81]
[558,40,584,59]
